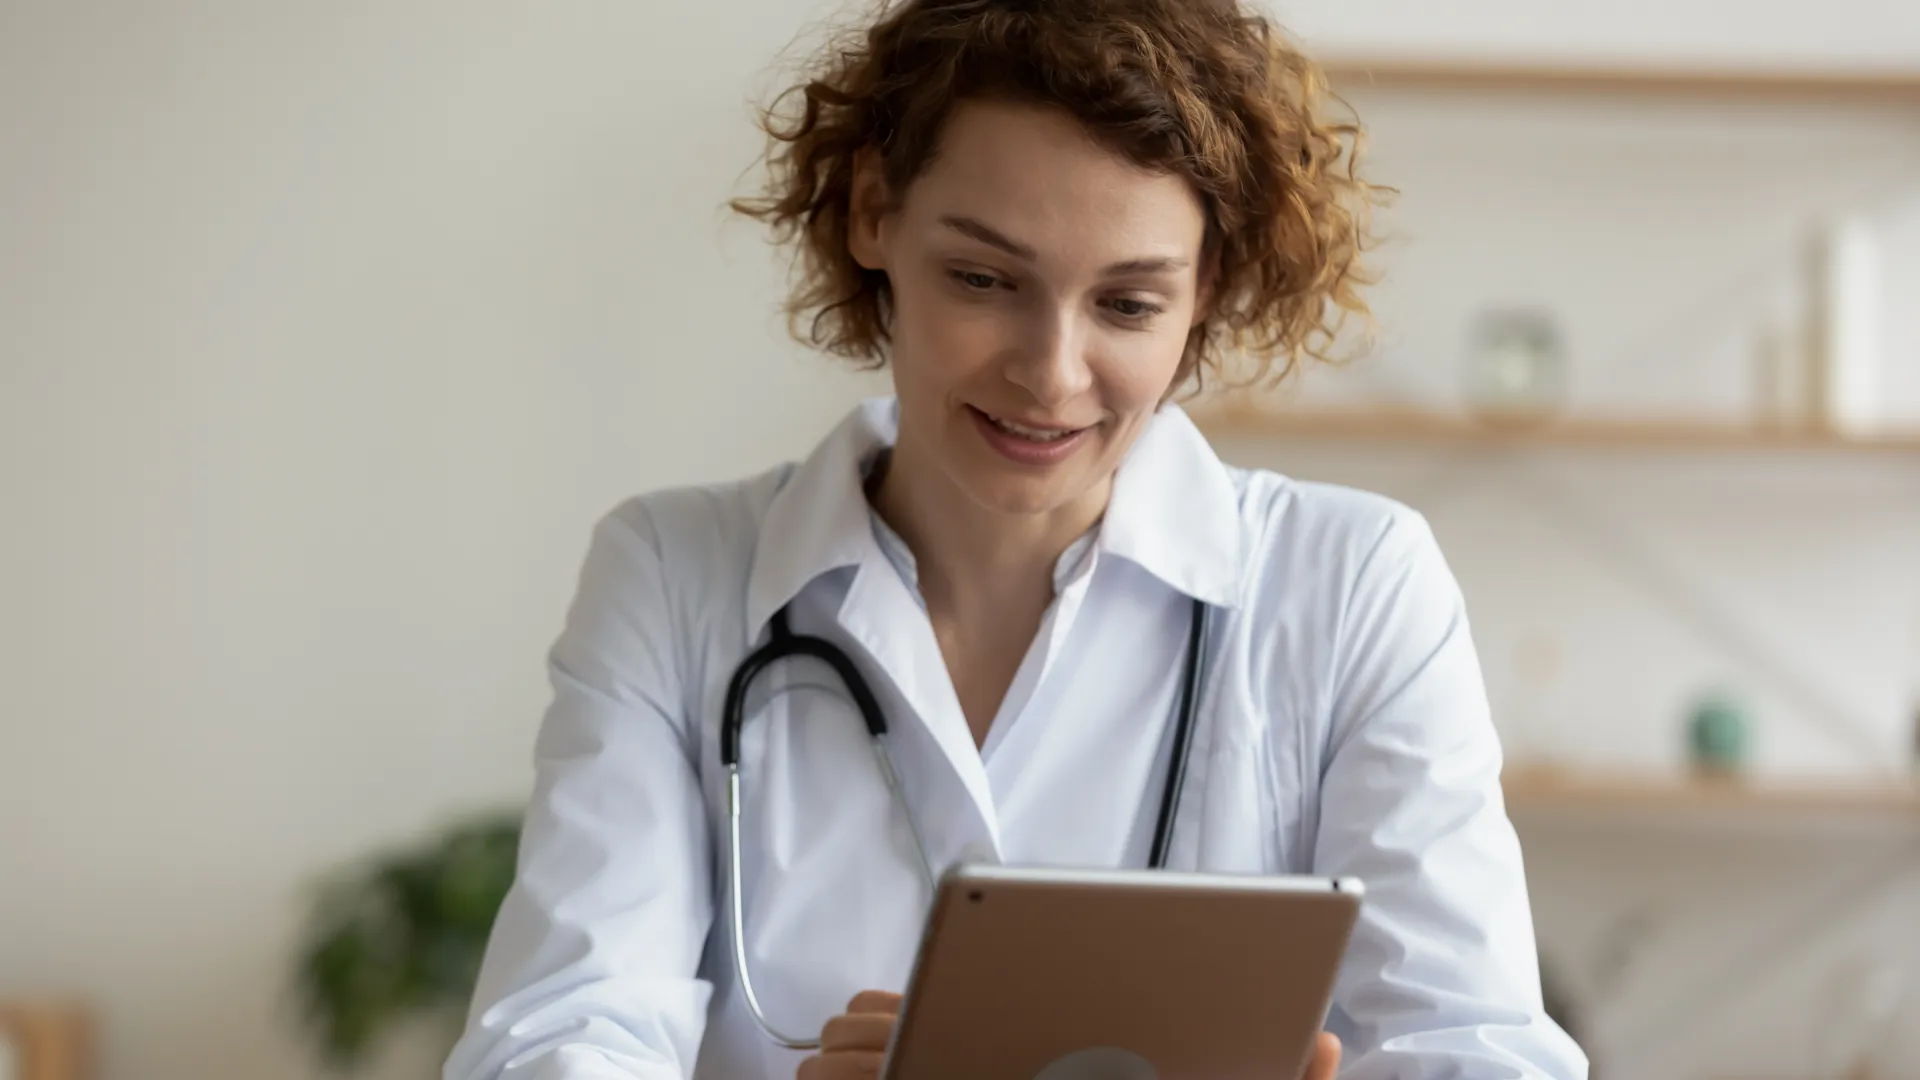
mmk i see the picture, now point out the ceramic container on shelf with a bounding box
[1685,692,1751,777]
[1805,214,1884,435]
[1460,307,1569,425]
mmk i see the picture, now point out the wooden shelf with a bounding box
[1502,764,1920,818]
[1319,56,1920,104]
[1192,402,1920,455]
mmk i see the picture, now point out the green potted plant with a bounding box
[292,808,523,1073]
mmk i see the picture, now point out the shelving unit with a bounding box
[1318,56,1920,105]
[1194,56,1920,460]
[1191,401,1920,455]
[1502,764,1920,819]
[1214,44,1920,1077]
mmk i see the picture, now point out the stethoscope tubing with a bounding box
[1150,596,1208,869]
[719,597,1208,1051]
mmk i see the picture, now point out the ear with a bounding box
[846,148,891,272]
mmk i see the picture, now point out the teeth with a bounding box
[989,414,1077,442]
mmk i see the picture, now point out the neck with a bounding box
[870,437,1108,622]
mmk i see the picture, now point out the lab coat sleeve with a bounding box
[1310,508,1588,1080]
[443,500,715,1080]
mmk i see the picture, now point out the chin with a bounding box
[950,463,1090,519]
[971,486,1067,518]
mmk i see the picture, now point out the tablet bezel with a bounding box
[880,863,1365,1080]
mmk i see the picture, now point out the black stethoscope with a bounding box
[718,595,1212,1050]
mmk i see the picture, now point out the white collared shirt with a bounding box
[445,398,1588,1080]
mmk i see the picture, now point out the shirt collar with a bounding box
[744,396,1245,638]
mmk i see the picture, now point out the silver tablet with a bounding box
[881,863,1364,1080]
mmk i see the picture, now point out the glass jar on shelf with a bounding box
[1460,307,1570,426]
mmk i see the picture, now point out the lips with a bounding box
[980,411,1085,442]
[967,405,1094,466]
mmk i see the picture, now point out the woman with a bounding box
[446,1,1588,1078]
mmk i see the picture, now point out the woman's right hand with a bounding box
[796,990,903,1080]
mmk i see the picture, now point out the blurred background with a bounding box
[2,2,1917,1079]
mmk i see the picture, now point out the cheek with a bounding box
[890,274,1010,383]
[1096,326,1190,410]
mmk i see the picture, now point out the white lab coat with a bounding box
[444,397,1588,1080]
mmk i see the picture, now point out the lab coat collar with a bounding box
[744,396,1245,639]
[1100,402,1245,610]
[745,398,899,641]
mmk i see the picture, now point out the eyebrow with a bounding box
[941,215,1035,260]
[939,214,1190,277]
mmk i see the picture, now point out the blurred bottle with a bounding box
[1805,215,1884,435]
[1754,315,1811,429]
[1909,697,1920,775]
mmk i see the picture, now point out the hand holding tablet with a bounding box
[798,864,1364,1080]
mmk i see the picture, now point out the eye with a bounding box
[949,269,1001,291]
[1104,296,1165,321]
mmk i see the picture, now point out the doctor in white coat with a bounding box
[444,1,1589,1078]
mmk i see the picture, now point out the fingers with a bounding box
[819,990,901,1051]
[797,994,903,1080]
[819,1010,896,1053]
[795,1051,883,1080]
[1303,1031,1343,1080]
[844,990,903,1015]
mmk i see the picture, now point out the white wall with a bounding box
[0,3,873,1078]
[2,3,1917,1080]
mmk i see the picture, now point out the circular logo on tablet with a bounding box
[1032,1046,1158,1080]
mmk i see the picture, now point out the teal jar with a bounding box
[1687,694,1750,775]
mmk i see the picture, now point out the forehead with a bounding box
[897,100,1207,264]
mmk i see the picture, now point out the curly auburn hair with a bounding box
[731,0,1383,392]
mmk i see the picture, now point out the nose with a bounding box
[1003,305,1093,408]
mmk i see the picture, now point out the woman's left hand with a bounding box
[796,990,902,1080]
[795,995,1340,1080]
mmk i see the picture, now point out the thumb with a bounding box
[1303,1032,1342,1080]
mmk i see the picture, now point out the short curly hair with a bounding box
[731,0,1383,392]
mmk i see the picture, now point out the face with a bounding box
[848,100,1211,522]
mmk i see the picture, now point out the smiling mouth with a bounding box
[976,409,1087,442]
